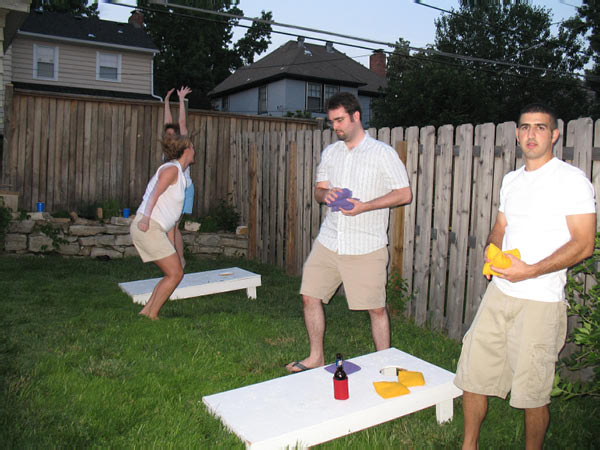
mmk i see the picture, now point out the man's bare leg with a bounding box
[286,295,326,372]
[462,391,488,450]
[368,306,390,350]
[524,405,549,450]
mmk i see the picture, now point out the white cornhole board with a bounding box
[119,267,261,305]
[203,347,463,449]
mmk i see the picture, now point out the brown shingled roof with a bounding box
[210,40,386,97]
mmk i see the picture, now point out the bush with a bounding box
[199,198,240,233]
[552,233,600,399]
[386,270,411,317]
[0,203,12,244]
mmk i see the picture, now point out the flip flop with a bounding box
[286,361,310,373]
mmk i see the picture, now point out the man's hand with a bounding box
[340,198,367,216]
[490,254,534,283]
[178,86,192,100]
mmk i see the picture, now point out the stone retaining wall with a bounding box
[2,213,248,259]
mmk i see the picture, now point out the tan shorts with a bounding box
[130,216,176,263]
[300,241,388,310]
[454,282,567,409]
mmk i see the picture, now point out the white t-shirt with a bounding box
[136,160,186,232]
[315,132,410,255]
[493,157,596,302]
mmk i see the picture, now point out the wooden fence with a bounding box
[236,118,600,340]
[0,87,318,214]
[3,87,599,341]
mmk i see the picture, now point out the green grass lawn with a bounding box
[1,255,598,448]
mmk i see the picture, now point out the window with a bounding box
[222,96,229,112]
[306,82,322,112]
[33,44,58,80]
[258,86,267,114]
[324,84,340,105]
[96,52,121,82]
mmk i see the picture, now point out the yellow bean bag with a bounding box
[373,370,425,399]
[482,243,521,276]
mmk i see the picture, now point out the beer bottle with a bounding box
[333,353,349,400]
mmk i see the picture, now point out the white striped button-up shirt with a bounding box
[316,132,410,255]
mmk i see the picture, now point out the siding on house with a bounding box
[10,36,153,95]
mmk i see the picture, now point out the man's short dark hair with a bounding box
[164,123,180,134]
[519,103,558,130]
[325,92,362,120]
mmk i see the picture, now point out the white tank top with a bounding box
[137,161,186,231]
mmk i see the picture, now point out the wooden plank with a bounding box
[1,85,14,188]
[402,126,419,315]
[447,124,474,340]
[260,131,269,262]
[17,96,29,207]
[465,123,495,327]
[303,129,313,264]
[31,96,42,210]
[241,130,249,223]
[413,126,435,325]
[38,97,49,210]
[82,102,92,206]
[573,117,593,176]
[117,105,126,209]
[229,118,239,210]
[593,119,600,233]
[554,119,565,160]
[204,116,218,212]
[59,100,70,211]
[269,131,279,265]
[5,89,18,189]
[46,98,56,211]
[121,104,131,208]
[255,132,264,261]
[96,103,106,206]
[110,103,120,201]
[195,116,207,216]
[276,131,286,268]
[286,138,298,274]
[140,105,152,197]
[389,129,405,276]
[429,125,453,330]
[310,130,322,245]
[74,100,85,208]
[88,101,99,207]
[67,100,78,210]
[296,130,306,274]
[128,106,139,208]
[248,133,258,260]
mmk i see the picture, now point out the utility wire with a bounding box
[105,0,594,83]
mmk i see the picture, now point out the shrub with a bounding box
[386,270,411,317]
[0,203,12,244]
[199,198,240,233]
[552,233,600,399]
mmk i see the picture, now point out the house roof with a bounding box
[17,11,157,52]
[210,40,386,97]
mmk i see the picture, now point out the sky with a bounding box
[98,0,583,68]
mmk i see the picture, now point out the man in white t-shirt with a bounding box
[454,103,596,449]
[285,92,412,373]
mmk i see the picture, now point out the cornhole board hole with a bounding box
[202,347,463,449]
[119,267,261,305]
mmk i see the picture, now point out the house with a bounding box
[0,0,31,139]
[3,9,158,109]
[209,38,387,128]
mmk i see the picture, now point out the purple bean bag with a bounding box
[329,188,358,211]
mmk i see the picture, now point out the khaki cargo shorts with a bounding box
[300,241,388,310]
[454,282,567,409]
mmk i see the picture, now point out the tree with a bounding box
[373,1,591,128]
[138,0,272,109]
[31,0,98,17]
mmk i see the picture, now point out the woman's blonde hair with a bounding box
[161,134,192,161]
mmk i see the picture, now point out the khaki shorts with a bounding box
[130,216,176,263]
[300,241,388,310]
[454,282,567,409]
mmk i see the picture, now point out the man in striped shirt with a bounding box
[286,93,412,373]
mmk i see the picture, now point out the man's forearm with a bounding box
[361,187,411,212]
[530,238,594,278]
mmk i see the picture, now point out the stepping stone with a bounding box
[119,267,261,305]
